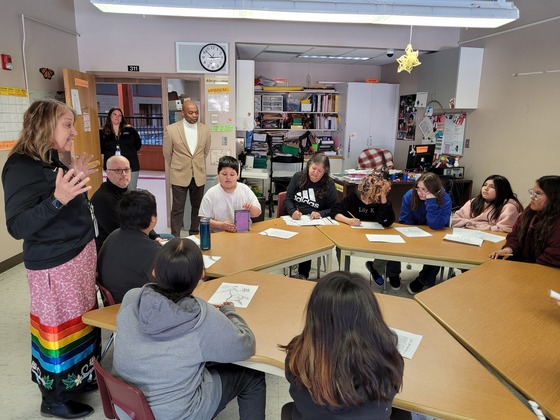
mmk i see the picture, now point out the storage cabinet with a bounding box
[335,83,399,170]
[417,47,484,109]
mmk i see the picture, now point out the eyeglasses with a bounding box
[528,189,544,200]
[107,168,131,174]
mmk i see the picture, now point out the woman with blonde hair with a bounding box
[3,99,99,418]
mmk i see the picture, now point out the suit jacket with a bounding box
[163,120,212,187]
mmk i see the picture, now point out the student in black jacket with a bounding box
[284,153,338,279]
[331,173,395,284]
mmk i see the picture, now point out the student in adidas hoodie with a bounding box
[113,238,266,420]
[284,153,338,279]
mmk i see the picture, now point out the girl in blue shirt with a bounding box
[387,172,452,294]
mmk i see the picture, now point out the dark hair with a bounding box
[101,107,129,136]
[297,153,334,198]
[217,155,239,174]
[9,99,76,163]
[150,238,204,302]
[517,175,560,257]
[281,271,403,408]
[411,172,444,210]
[117,189,157,230]
[470,175,522,221]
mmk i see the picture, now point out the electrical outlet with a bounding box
[465,138,470,148]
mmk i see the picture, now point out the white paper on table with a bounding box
[208,283,259,308]
[452,228,505,243]
[366,234,405,243]
[259,228,299,239]
[394,227,432,237]
[550,290,560,302]
[185,235,201,246]
[443,234,483,247]
[203,255,221,268]
[390,328,423,359]
[351,221,385,229]
[281,215,338,226]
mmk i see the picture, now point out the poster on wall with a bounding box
[397,94,416,140]
[441,113,466,155]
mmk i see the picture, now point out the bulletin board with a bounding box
[0,87,29,150]
[418,112,466,156]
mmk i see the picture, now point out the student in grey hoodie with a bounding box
[113,238,266,420]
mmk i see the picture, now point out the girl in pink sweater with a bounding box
[452,174,522,232]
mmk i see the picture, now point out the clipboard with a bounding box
[234,209,251,232]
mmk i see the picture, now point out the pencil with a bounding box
[348,211,357,219]
[501,253,514,260]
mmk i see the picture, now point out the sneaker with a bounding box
[292,273,308,280]
[407,279,424,295]
[389,276,401,291]
[365,261,384,286]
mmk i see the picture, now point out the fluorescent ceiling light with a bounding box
[90,0,519,29]
[299,55,371,61]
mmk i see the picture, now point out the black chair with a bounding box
[267,135,305,218]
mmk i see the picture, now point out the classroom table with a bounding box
[83,271,534,419]
[201,218,334,277]
[415,259,560,420]
[317,222,506,271]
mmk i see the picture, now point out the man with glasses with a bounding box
[91,155,165,253]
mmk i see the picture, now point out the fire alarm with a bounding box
[1,54,13,71]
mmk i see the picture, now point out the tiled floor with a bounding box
[0,171,438,419]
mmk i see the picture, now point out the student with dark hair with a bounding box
[113,238,266,420]
[386,172,452,294]
[281,271,405,420]
[199,155,261,232]
[97,189,161,303]
[284,153,338,279]
[452,174,522,232]
[331,173,395,285]
[491,175,560,267]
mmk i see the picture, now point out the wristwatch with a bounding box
[52,198,65,209]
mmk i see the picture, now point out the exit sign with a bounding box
[128,65,140,72]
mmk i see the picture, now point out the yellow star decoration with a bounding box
[397,44,421,73]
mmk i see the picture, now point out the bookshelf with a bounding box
[254,89,339,156]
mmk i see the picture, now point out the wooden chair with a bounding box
[96,282,116,361]
[93,360,154,420]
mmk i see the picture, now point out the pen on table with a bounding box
[499,253,513,260]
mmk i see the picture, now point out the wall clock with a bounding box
[199,43,227,73]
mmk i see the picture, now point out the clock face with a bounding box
[199,43,226,72]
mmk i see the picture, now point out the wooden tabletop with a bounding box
[202,218,334,277]
[83,271,533,419]
[415,259,560,420]
[317,223,506,269]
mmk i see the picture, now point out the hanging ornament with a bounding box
[396,27,421,74]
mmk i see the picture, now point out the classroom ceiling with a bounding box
[236,43,429,66]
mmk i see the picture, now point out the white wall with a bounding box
[382,0,560,208]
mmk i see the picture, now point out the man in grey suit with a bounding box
[163,100,211,236]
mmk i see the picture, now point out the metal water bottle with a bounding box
[200,217,211,250]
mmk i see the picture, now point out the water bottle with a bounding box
[115,144,121,156]
[200,218,211,250]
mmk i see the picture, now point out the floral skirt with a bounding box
[27,240,100,402]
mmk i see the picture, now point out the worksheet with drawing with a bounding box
[208,283,259,308]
